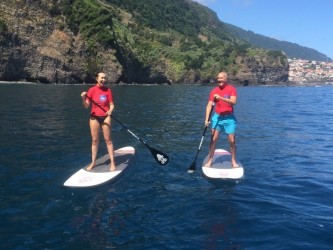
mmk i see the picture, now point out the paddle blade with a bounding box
[187,161,196,173]
[148,147,169,165]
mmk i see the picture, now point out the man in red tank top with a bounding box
[204,72,239,168]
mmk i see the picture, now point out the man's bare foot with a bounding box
[204,158,212,168]
[86,162,96,171]
[110,162,116,172]
[232,160,239,168]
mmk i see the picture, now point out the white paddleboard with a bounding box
[202,149,244,179]
[64,146,135,187]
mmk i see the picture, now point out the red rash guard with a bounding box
[87,85,113,116]
[209,84,237,115]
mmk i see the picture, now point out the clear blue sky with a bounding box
[193,0,333,60]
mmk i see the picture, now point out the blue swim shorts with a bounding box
[211,113,237,134]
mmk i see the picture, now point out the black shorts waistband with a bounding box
[90,115,108,125]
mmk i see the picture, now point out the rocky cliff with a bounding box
[0,0,123,83]
[0,0,288,85]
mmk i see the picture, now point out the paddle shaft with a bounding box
[84,94,169,165]
[195,103,215,159]
[188,103,215,172]
[193,124,209,162]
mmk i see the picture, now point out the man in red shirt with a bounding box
[204,71,239,168]
[81,72,116,171]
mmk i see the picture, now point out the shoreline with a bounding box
[0,81,38,85]
[0,80,332,86]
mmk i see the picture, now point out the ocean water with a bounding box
[0,84,333,249]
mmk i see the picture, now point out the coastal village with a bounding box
[288,58,333,84]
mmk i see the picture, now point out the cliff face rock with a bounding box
[233,55,289,85]
[0,0,122,83]
[0,0,288,84]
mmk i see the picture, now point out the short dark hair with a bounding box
[95,72,103,78]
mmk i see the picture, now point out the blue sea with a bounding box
[1,84,333,249]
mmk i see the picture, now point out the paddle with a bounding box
[84,94,169,166]
[187,103,215,173]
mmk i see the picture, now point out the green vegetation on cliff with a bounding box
[0,0,289,84]
[47,0,286,83]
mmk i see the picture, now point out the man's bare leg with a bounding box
[228,134,238,168]
[204,129,219,167]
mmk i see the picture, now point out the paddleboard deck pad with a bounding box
[202,149,244,179]
[64,146,135,187]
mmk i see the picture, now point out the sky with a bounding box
[192,0,333,60]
